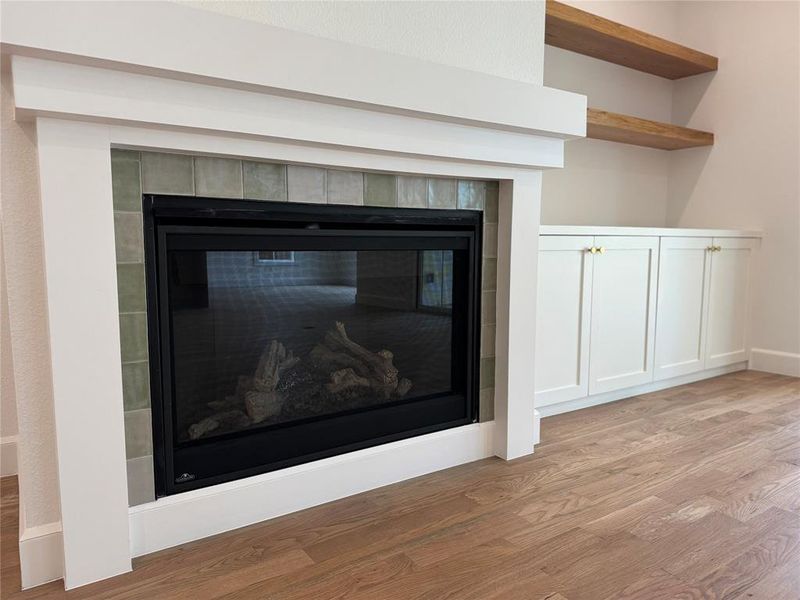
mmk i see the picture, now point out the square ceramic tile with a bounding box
[117,263,147,313]
[141,152,194,195]
[114,212,144,263]
[124,408,153,459]
[457,180,486,210]
[482,258,498,291]
[122,361,151,411]
[243,162,287,201]
[364,173,397,207]
[481,324,496,358]
[287,165,326,204]
[484,181,499,223]
[479,388,494,422]
[194,157,243,198]
[127,455,155,506]
[119,312,149,362]
[427,178,457,209]
[111,150,142,212]
[397,176,427,208]
[483,224,498,258]
[327,170,364,205]
[480,357,496,389]
[481,291,496,325]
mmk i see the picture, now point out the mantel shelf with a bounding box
[587,108,714,150]
[545,0,718,79]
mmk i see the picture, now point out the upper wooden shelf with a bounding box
[587,108,714,150]
[545,0,718,79]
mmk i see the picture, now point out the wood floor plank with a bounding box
[1,370,797,600]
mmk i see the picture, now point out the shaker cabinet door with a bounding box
[588,236,659,395]
[534,236,594,406]
[654,237,712,380]
[705,238,756,369]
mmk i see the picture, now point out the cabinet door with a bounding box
[705,238,756,369]
[588,236,659,395]
[654,237,712,381]
[534,236,593,407]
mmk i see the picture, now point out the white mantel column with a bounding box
[494,173,542,459]
[35,118,132,588]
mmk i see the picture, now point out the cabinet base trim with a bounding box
[750,349,800,378]
[537,362,748,418]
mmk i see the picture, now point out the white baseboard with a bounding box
[537,362,748,418]
[19,522,64,589]
[129,421,495,557]
[1,435,18,477]
[750,348,800,378]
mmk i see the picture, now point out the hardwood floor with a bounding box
[2,370,798,599]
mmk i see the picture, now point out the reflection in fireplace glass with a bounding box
[168,249,456,443]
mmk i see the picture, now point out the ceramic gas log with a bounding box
[188,324,413,440]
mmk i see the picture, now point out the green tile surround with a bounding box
[111,150,501,506]
[364,173,397,207]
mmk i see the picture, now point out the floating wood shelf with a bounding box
[587,108,714,150]
[546,0,718,79]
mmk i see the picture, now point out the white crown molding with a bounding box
[0,1,586,140]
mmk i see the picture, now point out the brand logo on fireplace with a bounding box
[175,473,196,484]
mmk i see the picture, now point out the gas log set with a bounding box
[187,322,413,441]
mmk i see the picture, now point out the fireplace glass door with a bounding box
[147,198,481,494]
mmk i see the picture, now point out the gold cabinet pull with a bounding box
[715,245,722,252]
[707,246,715,252]
[587,247,598,254]
[598,246,606,254]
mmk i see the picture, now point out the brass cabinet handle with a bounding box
[587,247,598,254]
[707,246,715,252]
[586,246,606,254]
[715,245,722,252]
[598,246,606,254]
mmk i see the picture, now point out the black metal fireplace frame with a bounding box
[143,195,482,496]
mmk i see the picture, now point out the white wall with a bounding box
[541,1,682,226]
[669,1,800,359]
[178,0,546,85]
[541,45,672,226]
[0,62,61,526]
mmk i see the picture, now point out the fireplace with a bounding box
[144,196,482,494]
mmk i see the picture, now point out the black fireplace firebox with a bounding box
[144,196,482,495]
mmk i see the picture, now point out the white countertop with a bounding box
[539,225,762,238]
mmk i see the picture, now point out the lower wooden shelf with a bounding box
[587,108,714,150]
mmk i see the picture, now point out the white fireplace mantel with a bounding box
[2,0,586,591]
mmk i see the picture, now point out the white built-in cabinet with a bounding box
[534,228,758,411]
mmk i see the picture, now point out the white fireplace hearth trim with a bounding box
[129,421,495,557]
[6,3,584,589]
[32,116,546,591]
